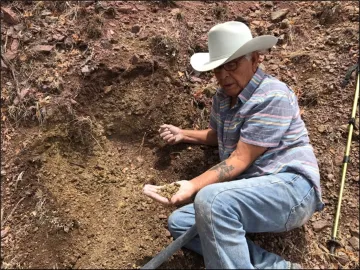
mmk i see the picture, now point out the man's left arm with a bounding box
[170,141,267,204]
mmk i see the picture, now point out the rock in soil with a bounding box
[32,45,54,53]
[348,236,359,251]
[1,7,19,25]
[350,228,359,238]
[337,251,350,265]
[271,9,289,22]
[312,220,329,232]
[3,50,17,61]
[131,25,141,34]
[264,2,274,8]
[118,5,133,14]
[158,183,181,200]
[1,227,10,238]
[1,59,8,71]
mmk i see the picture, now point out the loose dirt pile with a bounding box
[1,1,359,269]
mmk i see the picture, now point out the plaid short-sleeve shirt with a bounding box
[209,68,323,205]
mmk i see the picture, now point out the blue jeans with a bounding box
[168,173,323,269]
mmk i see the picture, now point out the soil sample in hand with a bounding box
[158,183,180,200]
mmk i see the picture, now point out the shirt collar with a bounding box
[217,67,266,104]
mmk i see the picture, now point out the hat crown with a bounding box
[208,21,253,61]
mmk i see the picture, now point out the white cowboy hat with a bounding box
[190,21,278,72]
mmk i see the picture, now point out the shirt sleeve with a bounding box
[208,94,219,130]
[240,89,295,148]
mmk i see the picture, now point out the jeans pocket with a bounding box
[285,187,316,231]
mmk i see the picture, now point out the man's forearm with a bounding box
[190,155,247,192]
[189,142,267,192]
[181,128,218,146]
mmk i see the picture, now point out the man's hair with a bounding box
[244,53,252,61]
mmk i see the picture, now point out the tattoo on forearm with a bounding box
[209,161,234,182]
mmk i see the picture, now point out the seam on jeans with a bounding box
[285,186,315,231]
[209,192,226,269]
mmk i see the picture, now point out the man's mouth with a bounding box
[224,83,234,88]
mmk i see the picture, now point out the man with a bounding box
[143,21,324,269]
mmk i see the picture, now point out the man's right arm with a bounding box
[181,128,218,146]
[159,124,218,146]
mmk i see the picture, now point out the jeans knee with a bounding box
[167,211,180,233]
[194,185,220,220]
[195,184,242,223]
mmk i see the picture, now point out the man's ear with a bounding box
[251,52,260,72]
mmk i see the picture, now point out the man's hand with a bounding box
[143,180,197,206]
[159,124,184,145]
[170,180,197,205]
[143,184,171,205]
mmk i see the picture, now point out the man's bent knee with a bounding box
[168,210,181,233]
[194,184,225,222]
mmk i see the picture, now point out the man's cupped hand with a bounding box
[143,180,197,206]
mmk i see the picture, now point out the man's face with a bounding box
[214,52,259,98]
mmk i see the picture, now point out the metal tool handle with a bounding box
[328,69,359,254]
[141,224,198,269]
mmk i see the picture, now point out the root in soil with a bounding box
[158,183,181,200]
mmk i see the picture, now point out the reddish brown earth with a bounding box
[1,1,359,269]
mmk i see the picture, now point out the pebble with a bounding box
[118,5,133,14]
[280,19,290,29]
[1,59,8,71]
[264,1,274,8]
[1,227,10,238]
[312,220,329,232]
[131,25,140,34]
[32,45,54,53]
[348,236,359,250]
[81,65,90,74]
[271,9,289,22]
[130,54,139,65]
[139,32,148,41]
[186,22,194,29]
[135,157,144,166]
[350,228,359,238]
[1,7,19,25]
[337,251,349,265]
[317,125,326,133]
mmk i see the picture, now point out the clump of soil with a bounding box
[158,183,181,200]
